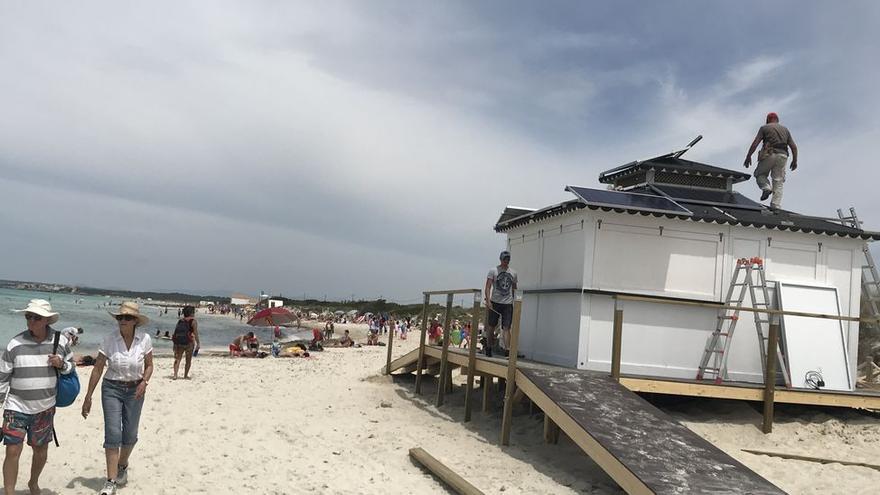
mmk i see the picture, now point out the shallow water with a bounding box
[0,288,311,352]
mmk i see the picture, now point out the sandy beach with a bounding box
[5,328,876,494]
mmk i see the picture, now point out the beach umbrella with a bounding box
[247,307,297,327]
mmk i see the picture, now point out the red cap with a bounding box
[766,112,779,123]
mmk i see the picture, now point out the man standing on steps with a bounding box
[484,250,517,358]
[743,112,798,210]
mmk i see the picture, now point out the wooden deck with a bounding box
[386,346,880,410]
[387,347,791,494]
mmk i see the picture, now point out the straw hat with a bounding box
[13,299,59,325]
[108,301,150,326]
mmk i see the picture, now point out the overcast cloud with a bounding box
[1,1,879,301]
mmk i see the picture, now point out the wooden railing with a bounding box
[609,293,872,433]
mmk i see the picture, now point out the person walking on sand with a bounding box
[81,302,154,495]
[0,299,75,495]
[743,112,798,210]
[484,250,517,358]
[172,306,200,380]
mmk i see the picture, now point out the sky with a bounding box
[1,1,879,302]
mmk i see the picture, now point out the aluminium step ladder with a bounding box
[697,257,791,386]
[838,207,880,379]
[838,207,880,320]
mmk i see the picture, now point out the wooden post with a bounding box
[611,306,623,381]
[409,447,485,495]
[464,291,480,422]
[543,414,560,444]
[482,375,491,412]
[500,298,523,446]
[762,322,780,434]
[436,293,454,407]
[385,312,395,376]
[414,294,430,395]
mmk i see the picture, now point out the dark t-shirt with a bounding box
[758,123,793,156]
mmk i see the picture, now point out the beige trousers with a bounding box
[755,153,788,208]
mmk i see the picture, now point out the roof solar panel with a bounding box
[652,185,763,210]
[565,186,692,216]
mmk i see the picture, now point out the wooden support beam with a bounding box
[482,375,491,412]
[385,306,395,377]
[617,294,864,322]
[543,414,560,444]
[611,307,623,381]
[436,293,454,407]
[501,299,523,446]
[409,447,485,495]
[414,294,430,395]
[464,292,481,422]
[742,449,880,471]
[423,289,482,296]
[763,323,780,434]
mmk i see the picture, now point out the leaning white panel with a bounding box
[777,283,852,391]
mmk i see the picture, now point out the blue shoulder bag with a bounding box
[52,331,81,408]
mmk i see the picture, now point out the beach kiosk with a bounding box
[495,150,880,391]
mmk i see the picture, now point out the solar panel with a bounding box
[651,185,763,210]
[565,186,692,216]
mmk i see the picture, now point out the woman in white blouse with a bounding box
[81,302,154,495]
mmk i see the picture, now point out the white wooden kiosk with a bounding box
[496,153,880,392]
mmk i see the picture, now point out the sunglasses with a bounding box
[24,313,44,321]
[115,315,137,322]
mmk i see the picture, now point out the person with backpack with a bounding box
[81,301,153,495]
[172,305,200,380]
[0,299,75,495]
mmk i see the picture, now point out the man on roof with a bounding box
[743,112,798,210]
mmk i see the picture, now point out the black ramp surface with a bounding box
[520,369,786,495]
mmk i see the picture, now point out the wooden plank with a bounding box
[517,368,785,495]
[464,293,481,422]
[414,294,430,394]
[409,447,485,495]
[383,348,420,374]
[437,294,454,407]
[385,305,396,375]
[543,414,560,444]
[741,449,880,471]
[423,289,482,296]
[611,307,623,381]
[501,299,522,446]
[619,376,880,409]
[762,323,780,434]
[616,294,864,322]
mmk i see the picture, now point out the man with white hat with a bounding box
[0,299,75,495]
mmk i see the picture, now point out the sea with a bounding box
[0,288,312,352]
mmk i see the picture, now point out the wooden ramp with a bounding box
[517,368,784,494]
[386,348,785,494]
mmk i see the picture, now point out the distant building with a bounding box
[268,299,284,308]
[230,293,257,306]
[199,301,215,307]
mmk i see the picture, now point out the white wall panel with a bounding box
[594,222,720,300]
[767,240,820,282]
[532,293,581,367]
[541,221,585,288]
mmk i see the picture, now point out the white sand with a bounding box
[9,332,878,494]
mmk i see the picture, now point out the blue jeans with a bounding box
[101,380,144,449]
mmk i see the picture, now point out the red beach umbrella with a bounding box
[247,307,297,327]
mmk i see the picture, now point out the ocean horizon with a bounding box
[0,288,311,352]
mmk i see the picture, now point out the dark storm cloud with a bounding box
[1,1,878,299]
